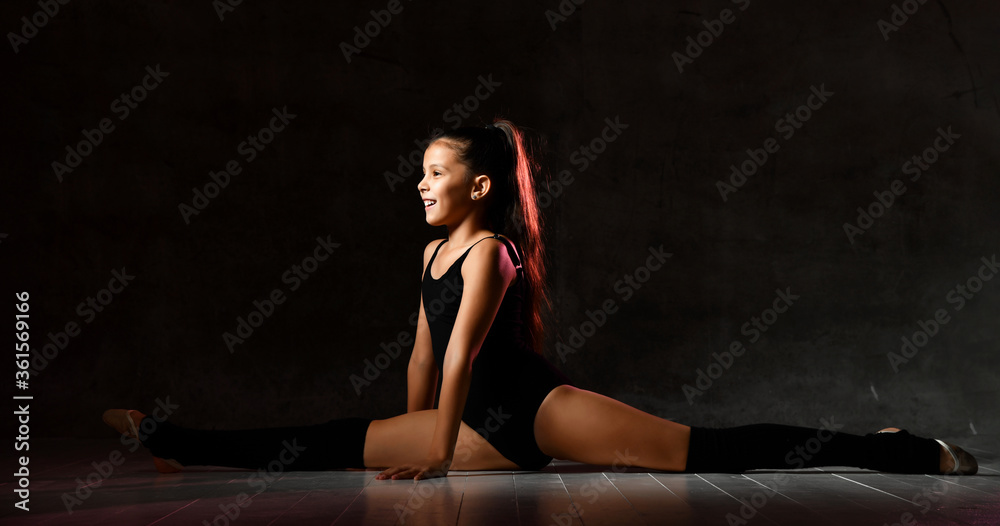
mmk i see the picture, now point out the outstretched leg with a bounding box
[363,410,519,470]
[533,385,691,471]
[532,386,974,475]
[134,413,373,470]
[112,409,519,472]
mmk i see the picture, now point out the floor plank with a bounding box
[267,472,374,526]
[556,470,646,525]
[2,438,997,525]
[454,471,519,526]
[698,472,839,526]
[511,468,584,526]
[648,472,771,526]
[601,472,701,525]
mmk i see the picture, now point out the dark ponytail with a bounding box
[431,119,550,354]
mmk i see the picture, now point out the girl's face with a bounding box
[418,140,475,226]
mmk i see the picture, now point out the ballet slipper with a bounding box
[102,409,184,473]
[877,427,977,475]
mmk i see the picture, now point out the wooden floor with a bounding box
[3,437,998,525]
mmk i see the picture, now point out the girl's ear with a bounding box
[472,174,491,199]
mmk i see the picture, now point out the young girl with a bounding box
[104,119,977,479]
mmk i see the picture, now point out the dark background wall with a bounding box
[4,1,998,443]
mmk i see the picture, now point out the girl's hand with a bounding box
[375,457,452,481]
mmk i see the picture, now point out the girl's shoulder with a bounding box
[422,238,447,265]
[462,236,519,283]
[424,238,447,252]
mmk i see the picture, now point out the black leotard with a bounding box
[421,234,573,470]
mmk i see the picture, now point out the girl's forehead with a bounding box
[424,141,461,163]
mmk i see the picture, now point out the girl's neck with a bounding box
[445,216,493,248]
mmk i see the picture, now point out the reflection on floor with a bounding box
[3,437,998,525]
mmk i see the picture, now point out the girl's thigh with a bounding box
[363,409,520,470]
[533,385,691,472]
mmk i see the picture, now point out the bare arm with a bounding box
[407,240,441,413]
[407,294,438,412]
[378,238,516,480]
[428,239,516,466]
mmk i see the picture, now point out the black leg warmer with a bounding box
[684,423,940,474]
[138,417,372,470]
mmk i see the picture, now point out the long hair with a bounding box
[431,119,550,354]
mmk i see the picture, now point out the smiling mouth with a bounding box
[423,200,437,210]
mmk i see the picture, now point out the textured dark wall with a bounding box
[4,0,998,442]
